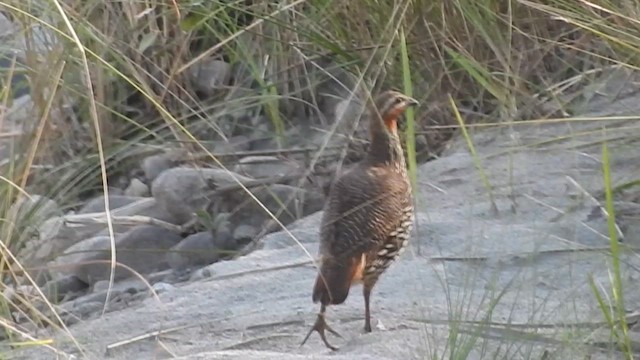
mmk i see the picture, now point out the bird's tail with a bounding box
[312,256,363,305]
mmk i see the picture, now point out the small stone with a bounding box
[141,153,178,182]
[105,295,132,313]
[415,134,428,152]
[79,195,145,214]
[190,59,231,95]
[151,167,253,223]
[41,275,88,302]
[71,301,103,319]
[70,225,183,285]
[166,232,219,272]
[72,289,123,308]
[233,224,257,245]
[37,217,65,242]
[52,236,115,276]
[0,53,29,98]
[376,319,387,331]
[33,241,55,262]
[8,194,61,228]
[92,277,148,295]
[213,213,236,253]
[91,280,110,293]
[152,282,174,294]
[147,269,174,284]
[0,12,14,37]
[212,135,251,154]
[61,314,80,326]
[124,178,150,197]
[24,218,105,273]
[233,156,302,179]
[226,184,325,230]
[189,267,213,281]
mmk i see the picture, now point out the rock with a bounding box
[151,167,253,224]
[124,178,150,197]
[147,269,173,284]
[0,11,14,37]
[78,196,177,224]
[225,184,325,230]
[190,59,231,95]
[103,292,135,313]
[92,277,149,295]
[79,195,145,214]
[141,151,183,182]
[18,22,58,55]
[233,156,302,179]
[18,216,88,271]
[76,289,124,306]
[212,213,235,251]
[41,275,87,302]
[233,224,258,245]
[0,53,29,98]
[107,187,125,196]
[9,195,62,270]
[8,194,61,229]
[166,213,240,277]
[70,225,183,285]
[51,235,116,276]
[167,232,219,272]
[3,285,36,304]
[4,95,34,130]
[59,284,143,320]
[25,198,180,273]
[213,72,262,129]
[0,16,36,98]
[189,267,214,281]
[65,301,103,319]
[213,135,251,154]
[152,282,174,294]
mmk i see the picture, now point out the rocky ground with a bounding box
[3,70,640,359]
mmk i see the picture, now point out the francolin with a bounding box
[301,90,418,350]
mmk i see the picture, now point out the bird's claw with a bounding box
[300,313,342,351]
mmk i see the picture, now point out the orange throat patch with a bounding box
[383,107,404,134]
[384,117,398,134]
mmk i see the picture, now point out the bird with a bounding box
[300,90,418,350]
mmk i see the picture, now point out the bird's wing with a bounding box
[320,165,409,259]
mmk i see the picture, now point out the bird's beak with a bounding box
[405,97,419,107]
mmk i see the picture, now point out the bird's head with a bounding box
[372,90,419,135]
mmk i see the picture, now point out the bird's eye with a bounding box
[393,97,404,105]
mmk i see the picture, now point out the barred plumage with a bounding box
[366,205,414,276]
[300,90,418,350]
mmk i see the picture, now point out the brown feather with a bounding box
[312,255,364,305]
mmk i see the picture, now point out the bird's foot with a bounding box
[300,313,342,351]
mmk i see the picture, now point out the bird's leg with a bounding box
[364,285,372,333]
[300,304,342,351]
